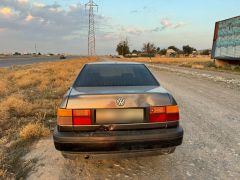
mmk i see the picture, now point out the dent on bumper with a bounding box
[53,126,184,152]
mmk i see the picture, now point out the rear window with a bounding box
[74,64,159,87]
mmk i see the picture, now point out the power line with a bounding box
[85,0,98,56]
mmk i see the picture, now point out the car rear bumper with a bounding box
[53,126,184,154]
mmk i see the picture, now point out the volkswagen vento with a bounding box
[53,62,184,158]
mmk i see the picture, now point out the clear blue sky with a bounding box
[1,0,240,54]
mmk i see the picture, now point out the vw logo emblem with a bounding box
[116,97,125,106]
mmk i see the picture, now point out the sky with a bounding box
[0,0,240,55]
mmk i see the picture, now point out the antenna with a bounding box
[85,0,98,56]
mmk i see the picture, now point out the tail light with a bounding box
[149,105,179,123]
[57,109,92,126]
[73,110,92,125]
[57,109,73,126]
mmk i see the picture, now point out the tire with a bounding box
[168,147,176,154]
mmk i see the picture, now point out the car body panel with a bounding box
[64,86,174,109]
[54,126,183,153]
[59,87,72,109]
[54,61,183,156]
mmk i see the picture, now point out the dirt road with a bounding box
[24,65,240,180]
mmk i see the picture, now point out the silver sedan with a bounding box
[53,62,184,158]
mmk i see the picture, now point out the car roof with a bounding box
[87,61,144,65]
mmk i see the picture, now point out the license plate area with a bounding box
[96,109,144,124]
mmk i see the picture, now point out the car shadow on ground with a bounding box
[63,154,174,179]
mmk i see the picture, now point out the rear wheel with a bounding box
[164,147,176,154]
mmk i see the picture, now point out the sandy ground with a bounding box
[24,65,240,180]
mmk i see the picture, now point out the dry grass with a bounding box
[0,80,8,96]
[0,94,33,116]
[0,56,98,179]
[19,123,50,140]
[119,56,212,66]
[0,168,7,179]
[118,56,240,73]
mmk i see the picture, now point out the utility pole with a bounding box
[85,0,98,56]
[35,43,37,54]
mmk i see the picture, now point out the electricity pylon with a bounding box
[85,0,98,56]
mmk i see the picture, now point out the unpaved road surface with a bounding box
[24,65,240,180]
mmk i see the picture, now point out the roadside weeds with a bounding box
[118,57,240,74]
[0,57,98,179]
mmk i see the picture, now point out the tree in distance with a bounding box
[142,42,157,57]
[159,49,167,55]
[13,52,21,55]
[183,45,196,55]
[201,49,211,55]
[116,40,130,56]
[168,46,180,53]
[132,49,141,54]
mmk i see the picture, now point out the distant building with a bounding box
[166,49,177,57]
[125,53,138,58]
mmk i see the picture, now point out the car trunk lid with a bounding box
[66,86,172,125]
[66,86,172,109]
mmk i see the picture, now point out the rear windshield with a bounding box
[74,64,159,87]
